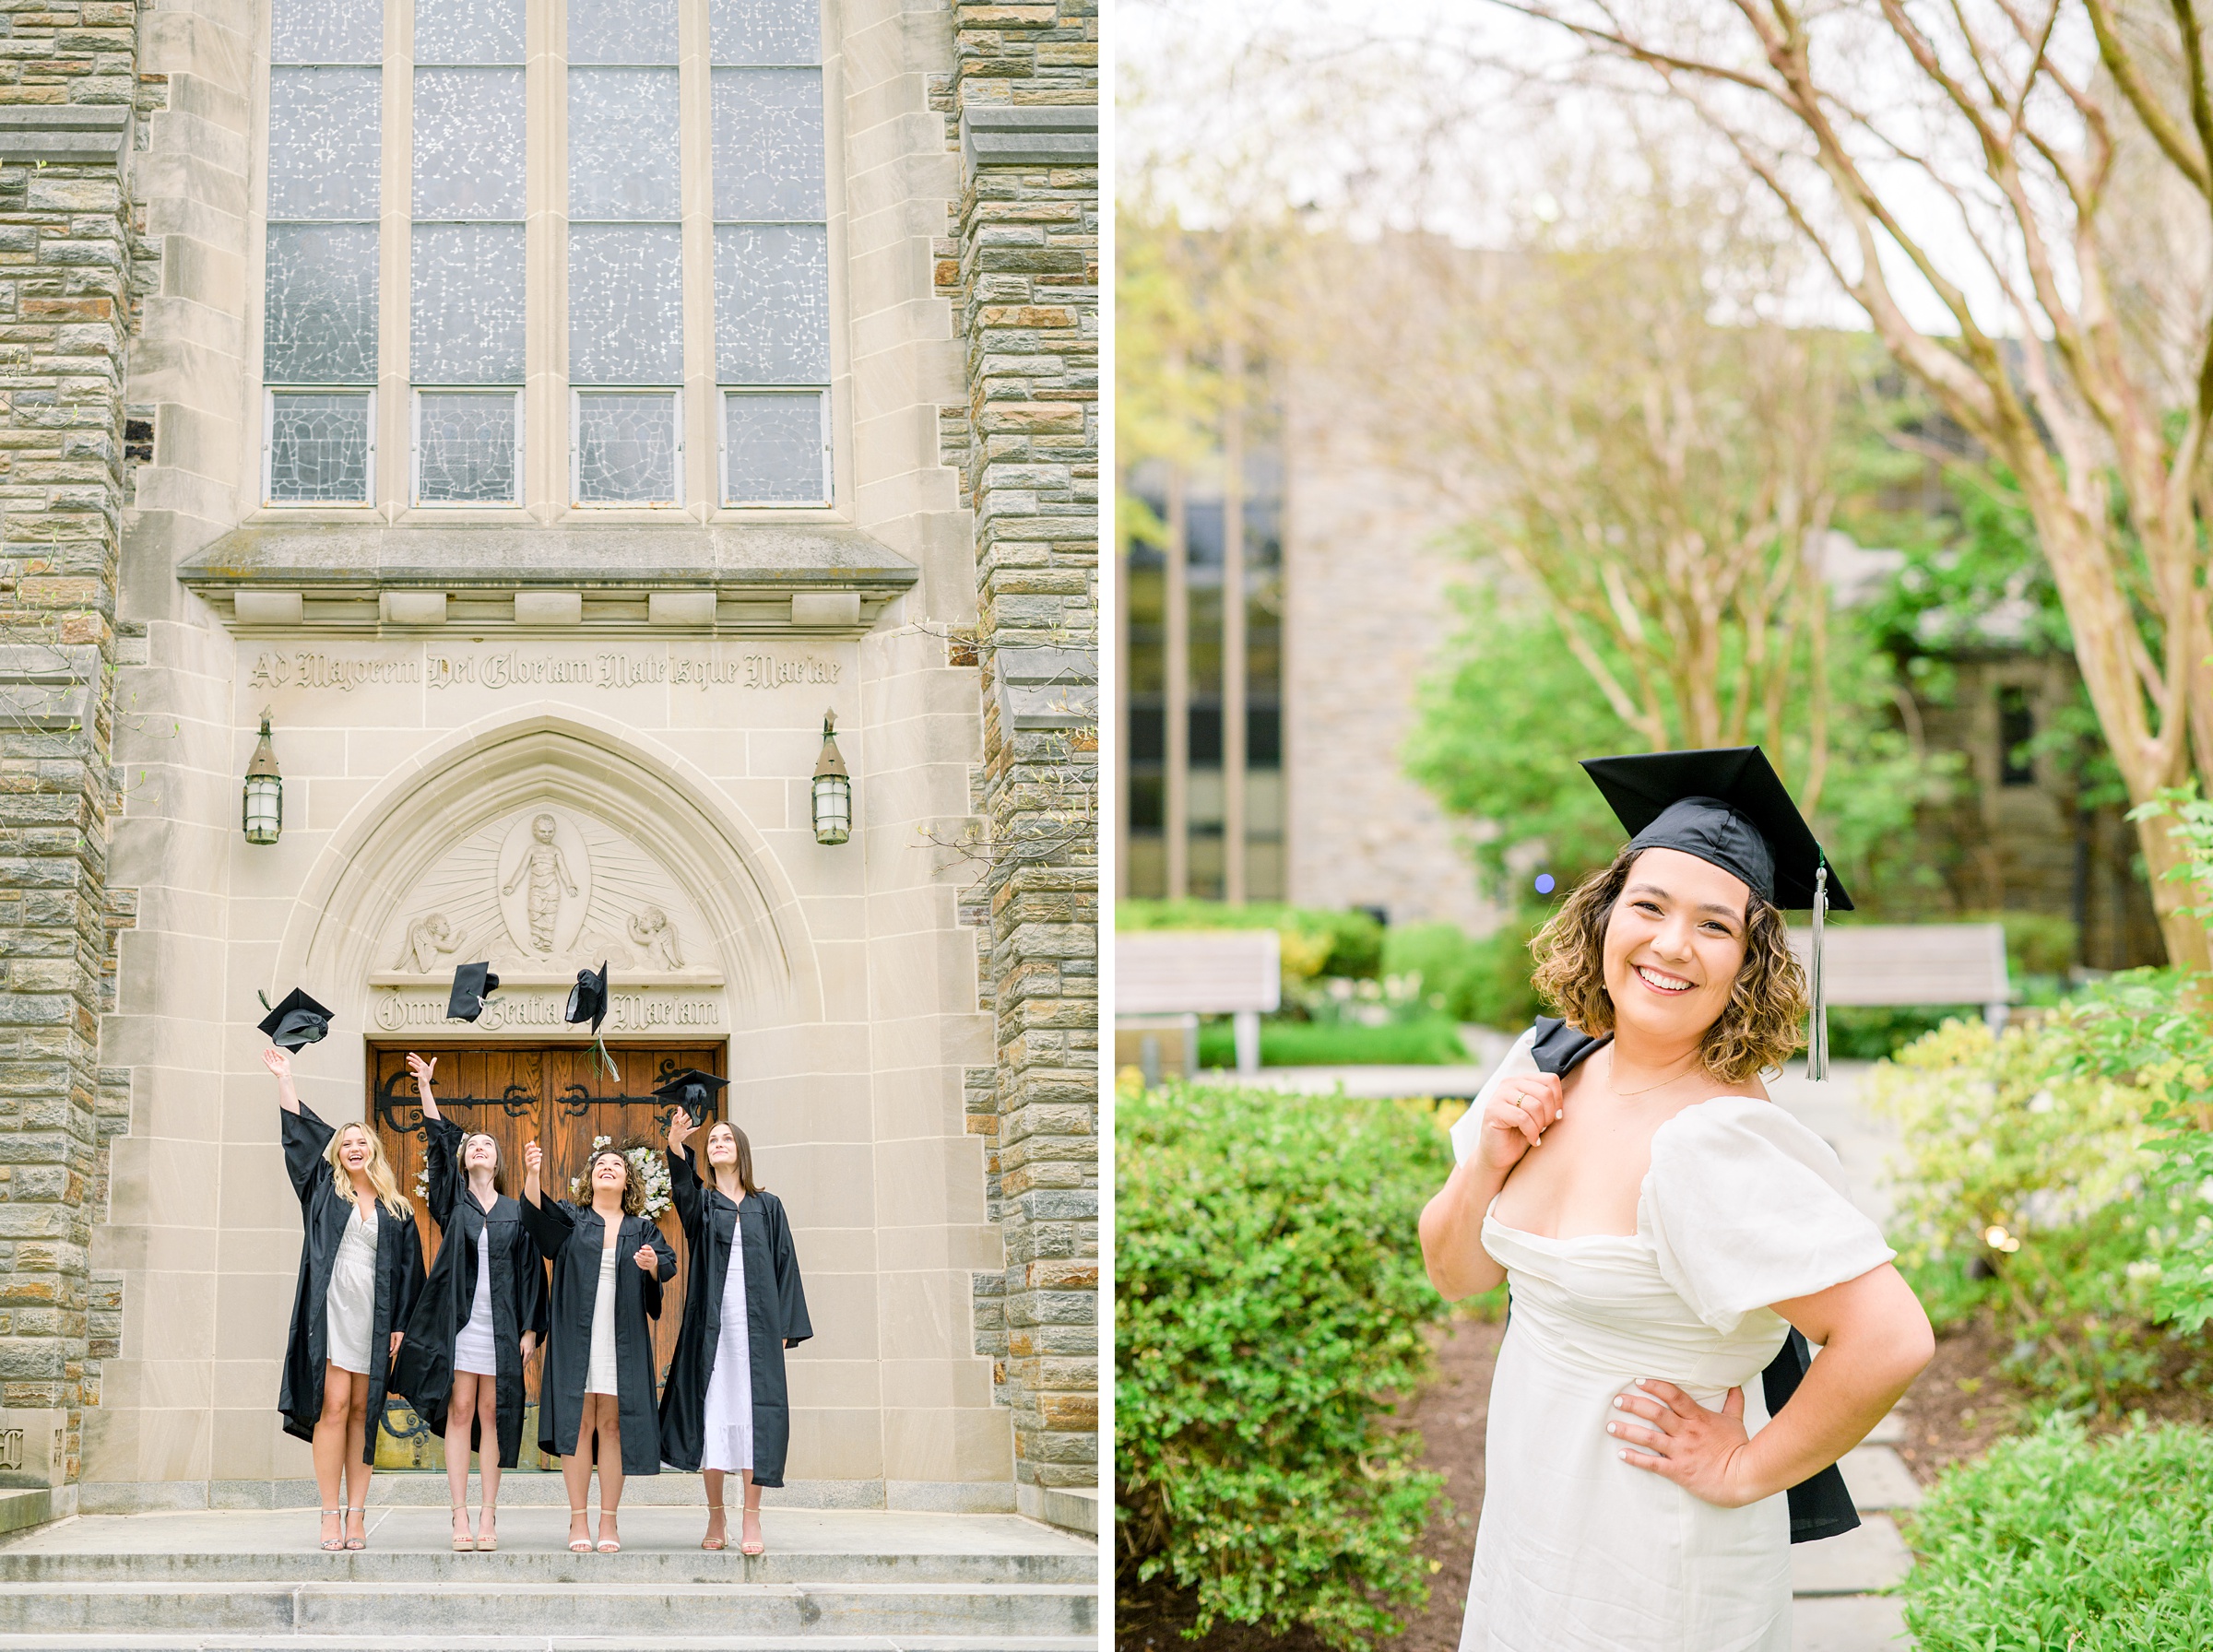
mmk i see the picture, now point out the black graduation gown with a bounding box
[519,1192,676,1476]
[656,1150,813,1484]
[1520,1016,1861,1543]
[389,1116,550,1468]
[278,1104,426,1464]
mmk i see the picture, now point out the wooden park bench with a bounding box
[1115,930,1282,1080]
[1789,921,2013,1033]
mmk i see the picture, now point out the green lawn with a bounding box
[1196,1017,1470,1068]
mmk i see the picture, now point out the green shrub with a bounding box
[1195,1016,1471,1068]
[1862,1013,2168,1405]
[1117,1082,1452,1648]
[1382,919,1543,1031]
[1826,1004,1983,1061]
[1119,900,1385,982]
[1902,1415,2213,1651]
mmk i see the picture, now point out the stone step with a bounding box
[1791,1514,1911,1597]
[1793,1593,1909,1651]
[1840,1446,1922,1512]
[0,1581,1096,1639]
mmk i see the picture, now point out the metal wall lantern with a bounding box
[811,711,851,845]
[243,709,282,845]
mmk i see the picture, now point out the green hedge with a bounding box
[1117,1082,1452,1648]
[1903,1416,2213,1650]
[1382,920,1543,1030]
[1195,1017,1470,1068]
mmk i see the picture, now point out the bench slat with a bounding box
[1117,932,1283,1015]
[1787,923,2009,1008]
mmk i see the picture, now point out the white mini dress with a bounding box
[325,1204,378,1376]
[1450,1028,1894,1652]
[586,1241,621,1397]
[453,1235,498,1378]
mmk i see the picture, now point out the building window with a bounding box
[263,0,380,504]
[713,1,831,504]
[260,0,834,513]
[1999,684,2036,786]
[412,0,527,505]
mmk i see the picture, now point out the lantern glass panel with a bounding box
[811,773,849,844]
[244,776,284,844]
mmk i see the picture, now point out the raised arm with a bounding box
[267,1048,336,1207]
[410,1056,462,1227]
[262,1045,302,1115]
[1418,1066,1562,1300]
[515,1140,574,1254]
[665,1111,704,1233]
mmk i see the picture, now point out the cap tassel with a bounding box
[1809,859,1829,1082]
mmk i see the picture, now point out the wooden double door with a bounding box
[367,1043,725,1468]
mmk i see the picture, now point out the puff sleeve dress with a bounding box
[1450,1030,1895,1652]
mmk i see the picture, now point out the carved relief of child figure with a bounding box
[627,906,684,971]
[398,912,463,974]
[502,813,577,952]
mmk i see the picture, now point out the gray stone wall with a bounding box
[0,11,144,1495]
[940,0,1098,1511]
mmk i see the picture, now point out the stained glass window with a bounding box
[264,0,378,504]
[710,0,829,505]
[412,0,526,506]
[568,0,682,505]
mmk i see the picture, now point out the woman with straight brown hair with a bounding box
[389,1053,548,1552]
[657,1076,812,1556]
[520,1138,675,1553]
[264,1045,423,1553]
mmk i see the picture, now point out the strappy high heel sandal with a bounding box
[317,1508,345,1552]
[475,1506,498,1552]
[568,1507,593,1553]
[595,1511,621,1553]
[700,1503,726,1551]
[450,1502,474,1552]
[740,1507,764,1557]
[343,1504,368,1551]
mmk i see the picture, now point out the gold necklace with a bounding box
[1607,1053,1701,1098]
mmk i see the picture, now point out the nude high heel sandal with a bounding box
[475,1506,498,1552]
[451,1503,474,1552]
[700,1503,726,1551]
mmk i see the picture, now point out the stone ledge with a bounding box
[0,643,99,732]
[177,523,918,636]
[0,106,129,166]
[963,106,1097,170]
[1016,1481,1097,1537]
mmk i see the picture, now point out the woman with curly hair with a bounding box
[520,1139,676,1553]
[1419,749,1934,1652]
[264,1044,424,1553]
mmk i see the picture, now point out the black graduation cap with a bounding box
[564,962,609,1033]
[256,987,333,1050]
[1579,746,1848,1078]
[446,962,499,1022]
[651,1067,728,1122]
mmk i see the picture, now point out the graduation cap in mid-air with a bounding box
[446,962,500,1022]
[256,987,333,1050]
[652,1067,728,1123]
[1579,746,1852,1079]
[565,963,617,1081]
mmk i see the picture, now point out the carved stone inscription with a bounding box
[246,646,841,694]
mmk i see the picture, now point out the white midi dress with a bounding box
[325,1204,378,1377]
[700,1215,754,1473]
[1450,1028,1894,1652]
[586,1242,621,1397]
[453,1233,499,1378]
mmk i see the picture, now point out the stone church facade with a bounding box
[0,0,1095,1522]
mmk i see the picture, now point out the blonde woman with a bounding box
[520,1139,675,1554]
[264,1046,425,1553]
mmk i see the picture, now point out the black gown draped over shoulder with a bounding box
[657,1148,813,1484]
[519,1192,676,1476]
[278,1104,425,1463]
[390,1115,549,1468]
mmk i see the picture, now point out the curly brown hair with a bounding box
[1529,844,1809,1084]
[586,1148,648,1218]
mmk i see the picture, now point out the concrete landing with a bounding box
[0,1507,1097,1649]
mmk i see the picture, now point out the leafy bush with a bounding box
[1902,1415,2213,1651]
[1196,1016,1470,1068]
[1827,1004,1984,1061]
[1117,1081,1452,1647]
[1383,919,1544,1031]
[1119,899,1385,982]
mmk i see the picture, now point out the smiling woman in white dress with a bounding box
[1419,749,1935,1652]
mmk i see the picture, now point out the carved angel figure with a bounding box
[396,911,462,974]
[627,905,685,970]
[502,812,577,952]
